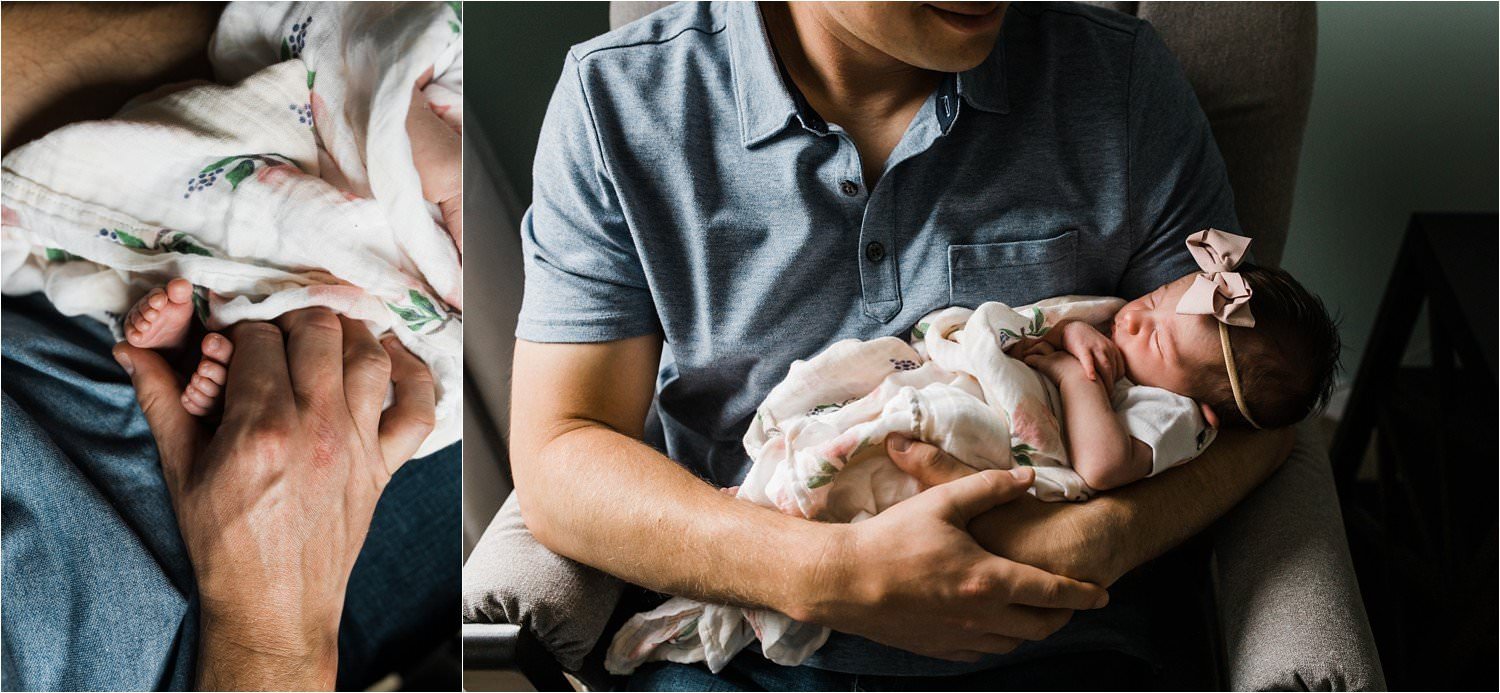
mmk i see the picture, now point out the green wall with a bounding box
[1282,2,1497,392]
[465,2,610,201]
[465,2,1498,390]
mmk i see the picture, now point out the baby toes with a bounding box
[181,377,219,417]
[201,332,234,368]
[178,333,235,418]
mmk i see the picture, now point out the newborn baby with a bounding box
[606,229,1341,674]
[120,78,460,416]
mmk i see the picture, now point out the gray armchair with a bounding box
[462,2,1386,690]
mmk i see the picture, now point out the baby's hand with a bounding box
[1023,349,1087,385]
[1054,321,1124,393]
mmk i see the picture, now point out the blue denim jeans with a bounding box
[627,649,1159,691]
[1,294,459,691]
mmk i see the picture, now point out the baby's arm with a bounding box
[1024,349,1153,491]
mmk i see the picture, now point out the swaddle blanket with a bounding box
[605,296,1130,675]
[0,2,464,456]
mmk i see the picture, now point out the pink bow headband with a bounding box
[1175,228,1262,428]
[1177,228,1255,327]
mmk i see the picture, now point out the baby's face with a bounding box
[1109,274,1223,397]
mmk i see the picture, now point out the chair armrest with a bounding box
[461,494,626,673]
[1209,421,1386,691]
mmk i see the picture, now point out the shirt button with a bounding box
[840,180,860,197]
[865,241,886,263]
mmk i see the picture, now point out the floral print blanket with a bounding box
[606,295,1127,675]
[0,2,462,456]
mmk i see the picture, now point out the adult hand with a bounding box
[886,434,1118,585]
[111,309,436,690]
[796,466,1108,662]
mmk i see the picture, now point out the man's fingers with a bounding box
[339,315,390,424]
[887,436,974,488]
[377,335,436,473]
[276,308,345,406]
[223,321,293,422]
[112,343,201,491]
[965,634,1024,655]
[1002,559,1110,610]
[994,604,1077,642]
[932,468,1034,526]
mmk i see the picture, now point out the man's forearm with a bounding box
[2,2,223,151]
[969,427,1295,585]
[512,423,835,620]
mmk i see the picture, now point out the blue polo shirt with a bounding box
[517,0,1239,676]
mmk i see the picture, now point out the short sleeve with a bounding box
[514,52,660,343]
[1117,22,1241,298]
[1113,383,1216,476]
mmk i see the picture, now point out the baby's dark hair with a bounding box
[1193,264,1341,429]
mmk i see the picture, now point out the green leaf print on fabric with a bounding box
[113,230,148,249]
[192,286,211,324]
[386,289,446,332]
[1011,443,1036,466]
[999,308,1051,343]
[912,321,930,340]
[307,70,316,89]
[806,459,839,490]
[160,231,212,257]
[226,160,256,189]
[43,248,80,262]
[187,154,298,198]
[447,1,462,33]
[280,38,293,61]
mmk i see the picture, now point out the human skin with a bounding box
[5,5,442,689]
[1010,274,1230,489]
[114,311,437,690]
[512,0,1295,662]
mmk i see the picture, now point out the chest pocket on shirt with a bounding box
[947,229,1079,308]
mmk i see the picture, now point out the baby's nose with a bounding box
[1118,310,1142,334]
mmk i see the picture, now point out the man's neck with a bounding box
[761,2,942,184]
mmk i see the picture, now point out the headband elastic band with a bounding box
[1218,321,1261,429]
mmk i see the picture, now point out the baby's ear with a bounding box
[1199,402,1220,429]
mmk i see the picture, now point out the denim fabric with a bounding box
[517,0,1238,679]
[627,648,1160,692]
[518,0,1237,490]
[1,293,459,691]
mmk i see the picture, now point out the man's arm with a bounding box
[1,2,223,152]
[509,337,1111,662]
[888,427,1294,586]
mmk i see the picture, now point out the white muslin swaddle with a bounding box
[605,296,1130,675]
[0,2,464,455]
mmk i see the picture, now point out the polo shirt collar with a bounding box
[728,2,1010,148]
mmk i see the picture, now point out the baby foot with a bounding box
[125,278,198,351]
[180,332,235,417]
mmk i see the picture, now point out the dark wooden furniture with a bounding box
[1331,212,1498,690]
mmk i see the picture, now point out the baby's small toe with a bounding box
[189,372,222,399]
[195,357,228,387]
[165,278,194,304]
[146,289,167,310]
[201,333,234,365]
[181,389,212,416]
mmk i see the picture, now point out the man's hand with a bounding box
[886,425,1295,586]
[800,467,1109,661]
[511,338,1110,664]
[112,309,436,690]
